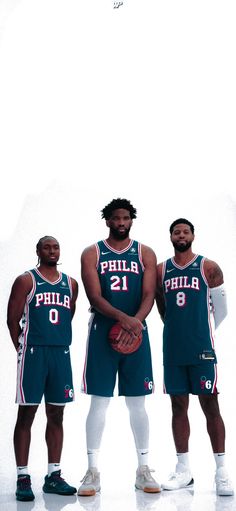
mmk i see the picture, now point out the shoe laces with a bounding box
[168,471,184,481]
[80,469,97,484]
[140,466,156,482]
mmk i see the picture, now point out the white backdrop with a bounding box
[0,1,236,509]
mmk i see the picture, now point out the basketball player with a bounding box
[156,219,234,496]
[7,236,78,501]
[78,198,161,496]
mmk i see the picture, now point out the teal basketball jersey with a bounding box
[162,255,216,365]
[81,239,154,397]
[95,239,144,316]
[20,268,73,346]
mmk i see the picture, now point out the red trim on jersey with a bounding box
[103,239,133,254]
[34,268,62,285]
[81,313,95,394]
[16,274,37,403]
[171,254,199,270]
[95,243,100,269]
[161,261,167,284]
[16,301,31,403]
[212,364,218,393]
[163,380,167,394]
[200,257,208,286]
[138,243,145,271]
[67,275,73,299]
[27,271,36,304]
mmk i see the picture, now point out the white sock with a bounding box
[87,449,100,469]
[214,453,225,470]
[86,395,111,470]
[48,463,60,475]
[176,453,190,471]
[125,396,149,467]
[136,449,149,467]
[17,466,29,477]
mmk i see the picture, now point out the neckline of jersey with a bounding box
[103,239,133,254]
[171,254,199,270]
[35,267,62,285]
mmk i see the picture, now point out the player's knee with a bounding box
[46,405,64,426]
[199,395,221,419]
[17,406,38,427]
[171,396,189,417]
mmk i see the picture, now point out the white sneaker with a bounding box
[215,467,234,496]
[135,465,161,493]
[78,468,101,496]
[162,468,194,491]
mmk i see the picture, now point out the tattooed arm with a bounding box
[203,259,224,288]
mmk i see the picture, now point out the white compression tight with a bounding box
[125,396,149,451]
[86,395,111,451]
[86,395,149,468]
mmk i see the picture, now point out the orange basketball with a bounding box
[108,322,142,354]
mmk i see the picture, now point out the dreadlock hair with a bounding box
[169,218,194,234]
[101,198,137,220]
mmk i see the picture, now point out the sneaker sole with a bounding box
[216,490,234,497]
[162,478,194,491]
[43,487,76,495]
[78,488,101,497]
[16,494,35,501]
[135,485,162,493]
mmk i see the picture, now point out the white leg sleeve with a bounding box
[86,395,111,449]
[125,396,149,449]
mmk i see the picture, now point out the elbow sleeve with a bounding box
[210,284,227,329]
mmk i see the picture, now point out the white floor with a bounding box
[1,479,236,511]
[1,390,236,511]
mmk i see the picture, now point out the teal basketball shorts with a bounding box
[16,345,74,404]
[81,314,154,397]
[164,361,218,395]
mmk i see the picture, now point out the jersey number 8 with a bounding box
[176,292,186,307]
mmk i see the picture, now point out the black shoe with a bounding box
[16,475,35,501]
[43,470,77,495]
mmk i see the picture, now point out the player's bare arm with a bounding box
[155,263,166,321]
[134,245,157,323]
[81,245,143,336]
[203,259,224,288]
[70,278,79,318]
[7,273,33,350]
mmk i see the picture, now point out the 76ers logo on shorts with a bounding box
[144,377,154,392]
[64,385,74,400]
[200,375,212,391]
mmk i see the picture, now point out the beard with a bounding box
[172,241,192,253]
[47,260,58,266]
[110,226,131,240]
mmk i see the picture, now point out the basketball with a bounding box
[108,322,142,354]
